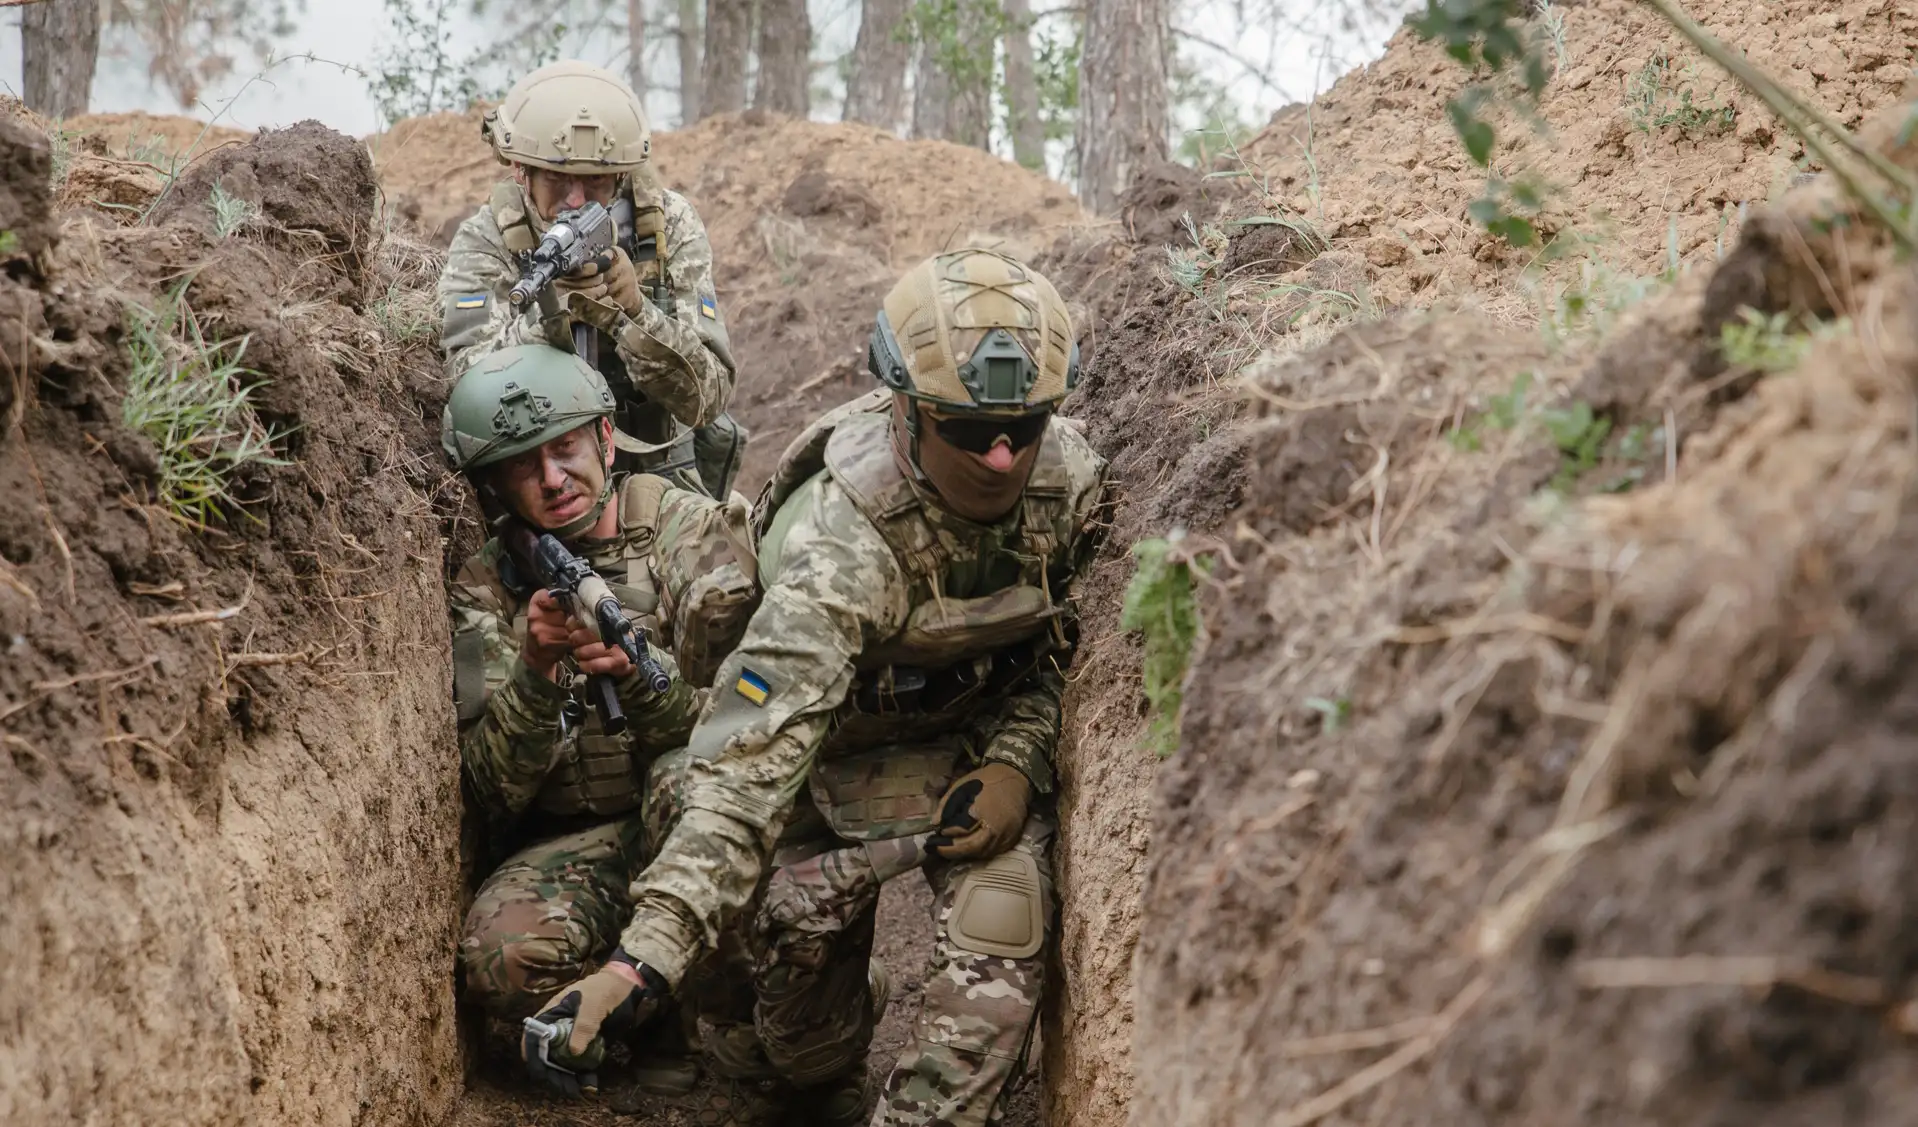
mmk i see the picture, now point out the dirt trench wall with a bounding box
[1130,84,1918,1127]
[0,120,464,1126]
[1036,213,1260,1127]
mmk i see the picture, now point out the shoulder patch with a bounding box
[454,294,487,310]
[734,666,770,706]
[699,294,718,320]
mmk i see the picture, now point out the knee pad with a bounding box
[946,849,1046,961]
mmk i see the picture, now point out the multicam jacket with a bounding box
[450,473,755,836]
[438,174,737,481]
[618,392,1111,983]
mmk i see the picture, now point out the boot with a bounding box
[805,961,891,1127]
[693,1074,795,1127]
[625,1001,702,1096]
[808,1071,870,1127]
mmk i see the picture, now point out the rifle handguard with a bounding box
[507,201,618,308]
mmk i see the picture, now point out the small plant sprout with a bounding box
[1536,0,1570,75]
[123,133,170,165]
[121,289,293,525]
[1121,532,1212,759]
[1304,696,1352,733]
[48,128,80,194]
[1541,399,1611,491]
[370,283,438,343]
[1717,307,1844,373]
[1627,50,1737,135]
[209,184,257,238]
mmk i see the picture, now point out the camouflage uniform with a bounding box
[626,390,1109,1125]
[451,472,752,1018]
[438,173,747,499]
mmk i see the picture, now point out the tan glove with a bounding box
[929,763,1031,861]
[555,245,643,315]
[527,954,663,1064]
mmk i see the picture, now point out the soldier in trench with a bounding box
[437,59,749,501]
[441,342,757,1093]
[523,249,1112,1126]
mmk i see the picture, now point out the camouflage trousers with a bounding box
[458,816,645,1019]
[722,801,1054,1127]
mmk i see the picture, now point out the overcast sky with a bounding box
[0,0,1403,151]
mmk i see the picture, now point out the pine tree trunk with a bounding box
[752,0,811,115]
[909,0,993,148]
[1001,0,1043,169]
[627,0,648,103]
[910,35,952,141]
[22,0,101,120]
[1077,0,1167,214]
[677,0,703,124]
[949,0,994,149]
[843,0,912,132]
[702,0,752,117]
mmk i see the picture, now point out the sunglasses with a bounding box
[924,409,1051,454]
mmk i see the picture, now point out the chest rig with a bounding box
[758,397,1081,839]
[491,176,695,479]
[458,475,673,823]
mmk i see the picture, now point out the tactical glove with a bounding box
[928,762,1030,861]
[523,949,666,1096]
[556,245,644,315]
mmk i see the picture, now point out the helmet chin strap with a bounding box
[891,395,931,483]
[548,473,617,540]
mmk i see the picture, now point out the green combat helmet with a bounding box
[442,343,618,474]
[867,247,1081,418]
[481,60,653,174]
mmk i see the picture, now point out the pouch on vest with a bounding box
[861,585,1060,671]
[807,742,963,841]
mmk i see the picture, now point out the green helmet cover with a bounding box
[441,344,618,472]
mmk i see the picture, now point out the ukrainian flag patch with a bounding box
[453,294,487,310]
[699,294,718,320]
[735,667,770,706]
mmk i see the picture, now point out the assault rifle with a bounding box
[508,201,620,368]
[501,520,672,736]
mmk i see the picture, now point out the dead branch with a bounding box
[224,647,330,670]
[1281,1015,1438,1058]
[1575,955,1888,1007]
[140,603,246,627]
[31,656,161,693]
[1272,976,1491,1127]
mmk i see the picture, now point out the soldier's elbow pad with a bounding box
[946,849,1046,960]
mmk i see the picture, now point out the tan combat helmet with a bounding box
[868,248,1080,415]
[481,60,652,174]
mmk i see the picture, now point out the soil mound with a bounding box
[1235,0,1916,310]
[1130,43,1918,1127]
[150,119,380,294]
[0,116,463,1127]
[372,107,1088,490]
[62,110,252,162]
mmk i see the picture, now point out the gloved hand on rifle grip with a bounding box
[556,245,643,317]
[927,762,1030,861]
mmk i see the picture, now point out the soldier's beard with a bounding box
[893,401,1040,524]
